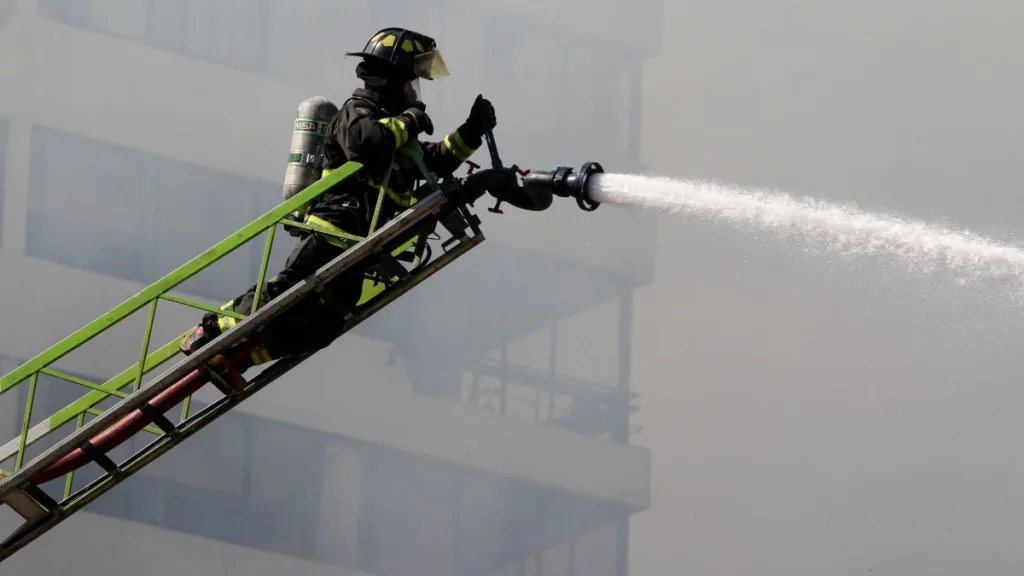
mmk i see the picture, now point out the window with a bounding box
[34,0,373,93]
[33,0,462,96]
[26,125,280,302]
[154,0,267,73]
[38,0,269,74]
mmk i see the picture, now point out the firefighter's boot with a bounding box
[207,353,249,393]
[179,320,248,393]
[179,318,220,356]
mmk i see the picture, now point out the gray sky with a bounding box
[630,1,1024,574]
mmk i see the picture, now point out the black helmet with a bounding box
[346,28,449,81]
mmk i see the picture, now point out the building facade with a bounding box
[0,0,662,574]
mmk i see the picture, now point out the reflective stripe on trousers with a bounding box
[211,209,363,365]
[212,164,427,365]
[303,213,356,249]
[215,300,274,365]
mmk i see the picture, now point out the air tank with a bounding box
[282,96,339,221]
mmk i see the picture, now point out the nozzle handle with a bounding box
[483,130,504,214]
[484,129,503,170]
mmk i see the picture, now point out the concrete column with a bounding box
[2,117,30,256]
[626,62,643,170]
[0,1,34,256]
[314,440,365,566]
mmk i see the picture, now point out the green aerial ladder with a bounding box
[0,121,605,563]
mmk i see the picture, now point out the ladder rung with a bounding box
[79,442,119,474]
[0,188,484,565]
[22,483,58,513]
[3,485,54,522]
[136,404,177,434]
[198,365,242,397]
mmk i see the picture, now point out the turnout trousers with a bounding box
[185,191,376,369]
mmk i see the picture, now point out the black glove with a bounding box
[399,105,434,136]
[466,94,497,136]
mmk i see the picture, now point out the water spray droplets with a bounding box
[588,173,1024,296]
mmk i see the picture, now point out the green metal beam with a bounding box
[0,140,452,471]
[0,196,484,563]
[0,139,452,497]
[48,340,182,430]
[0,135,491,564]
[0,161,363,393]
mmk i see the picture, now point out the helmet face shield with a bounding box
[412,49,449,80]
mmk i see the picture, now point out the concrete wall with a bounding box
[3,3,656,285]
[0,509,374,576]
[450,0,663,56]
[3,380,632,574]
[0,0,655,573]
[0,254,650,514]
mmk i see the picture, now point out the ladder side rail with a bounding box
[0,189,448,499]
[64,228,480,511]
[0,139,452,478]
[0,140,443,461]
[0,194,483,564]
[0,161,364,478]
[0,341,180,468]
[0,161,366,393]
[0,350,311,564]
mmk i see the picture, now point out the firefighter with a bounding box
[178,27,497,390]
